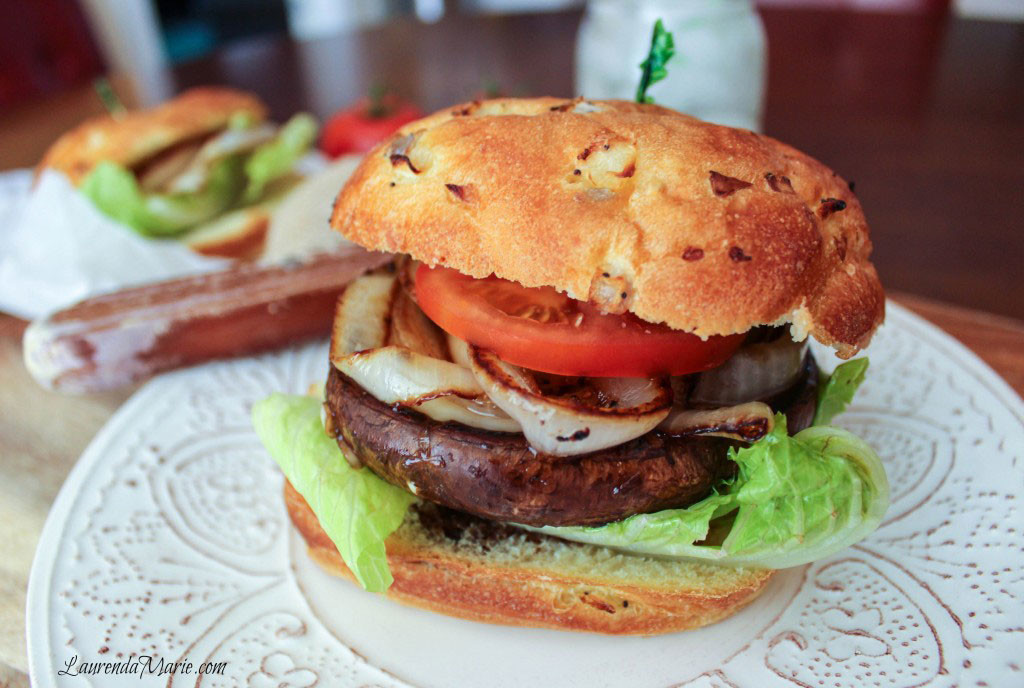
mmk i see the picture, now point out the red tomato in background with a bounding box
[415,265,744,378]
[321,95,423,157]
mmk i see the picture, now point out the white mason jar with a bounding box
[575,0,767,131]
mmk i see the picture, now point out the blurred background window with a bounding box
[0,0,1020,110]
[0,0,1022,325]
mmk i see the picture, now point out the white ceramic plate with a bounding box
[27,302,1024,687]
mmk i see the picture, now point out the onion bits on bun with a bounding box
[253,97,888,635]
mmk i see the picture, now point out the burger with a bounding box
[38,87,316,259]
[252,97,889,635]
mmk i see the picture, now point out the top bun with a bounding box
[40,87,267,185]
[331,97,884,357]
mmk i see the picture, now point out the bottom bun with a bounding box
[182,205,269,260]
[285,480,773,635]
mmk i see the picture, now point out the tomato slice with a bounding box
[414,265,743,378]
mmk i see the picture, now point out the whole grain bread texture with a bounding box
[286,480,772,635]
[39,87,267,185]
[331,97,884,357]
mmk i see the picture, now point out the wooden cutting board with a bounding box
[0,293,1022,686]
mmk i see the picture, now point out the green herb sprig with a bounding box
[635,19,676,104]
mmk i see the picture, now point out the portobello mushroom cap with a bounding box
[325,353,819,527]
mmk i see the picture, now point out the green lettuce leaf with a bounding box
[533,416,888,568]
[814,357,870,426]
[80,156,244,236]
[243,113,317,203]
[80,113,316,236]
[534,361,884,568]
[252,393,415,592]
[252,356,883,581]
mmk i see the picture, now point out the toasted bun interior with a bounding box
[286,480,772,635]
[331,97,884,357]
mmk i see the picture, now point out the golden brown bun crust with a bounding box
[331,97,884,356]
[39,87,267,185]
[285,480,772,635]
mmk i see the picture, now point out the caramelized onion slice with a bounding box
[333,345,482,405]
[416,396,520,433]
[446,333,474,370]
[333,345,521,432]
[329,272,397,359]
[691,334,807,406]
[165,124,278,193]
[467,345,671,456]
[388,285,448,359]
[137,141,207,192]
[329,278,519,432]
[658,401,775,443]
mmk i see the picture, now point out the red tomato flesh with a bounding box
[415,265,743,378]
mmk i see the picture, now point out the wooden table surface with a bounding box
[1,7,1023,686]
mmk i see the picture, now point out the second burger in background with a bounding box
[39,87,317,259]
